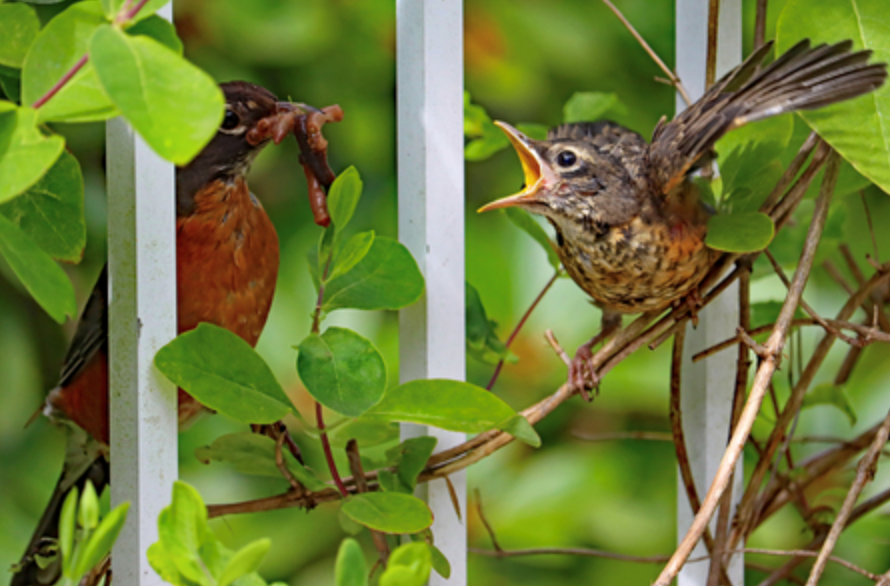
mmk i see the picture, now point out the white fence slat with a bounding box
[676,1,743,584]
[107,4,178,582]
[396,1,467,584]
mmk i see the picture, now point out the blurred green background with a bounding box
[3,0,890,584]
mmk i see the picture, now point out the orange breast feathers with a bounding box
[176,176,280,347]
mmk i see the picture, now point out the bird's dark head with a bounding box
[478,121,637,235]
[176,81,301,215]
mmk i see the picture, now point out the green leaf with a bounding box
[154,323,294,424]
[335,538,368,586]
[0,3,40,68]
[327,166,362,230]
[147,541,182,585]
[563,92,627,123]
[706,212,775,253]
[380,543,432,586]
[59,486,79,572]
[0,213,75,323]
[0,104,65,203]
[750,301,807,328]
[338,508,364,535]
[329,230,375,281]
[464,92,509,161]
[297,327,386,417]
[102,0,170,22]
[776,0,890,194]
[803,383,858,426]
[389,436,437,493]
[90,25,224,164]
[156,481,210,584]
[328,417,398,449]
[341,493,433,534]
[22,1,118,123]
[194,432,328,492]
[73,502,130,580]
[466,282,516,366]
[0,70,21,103]
[503,207,560,269]
[377,470,402,493]
[365,379,541,447]
[515,123,549,141]
[78,480,100,531]
[0,151,85,261]
[218,539,270,586]
[465,133,509,162]
[428,543,451,579]
[322,236,424,312]
[126,15,183,54]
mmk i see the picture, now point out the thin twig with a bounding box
[475,489,503,552]
[706,0,720,88]
[317,402,348,498]
[274,432,304,493]
[346,439,390,564]
[573,430,673,442]
[861,191,880,262]
[654,151,840,586]
[488,271,560,390]
[600,0,692,106]
[754,0,768,49]
[805,405,890,586]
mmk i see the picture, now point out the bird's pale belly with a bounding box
[558,216,713,314]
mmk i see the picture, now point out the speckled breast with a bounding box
[558,215,714,314]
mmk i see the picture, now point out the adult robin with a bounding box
[480,39,887,391]
[12,81,332,586]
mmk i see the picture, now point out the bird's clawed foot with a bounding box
[252,420,305,465]
[568,342,600,401]
[676,289,704,326]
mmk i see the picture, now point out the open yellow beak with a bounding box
[478,121,553,213]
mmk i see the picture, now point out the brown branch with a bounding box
[346,439,390,564]
[488,270,560,390]
[274,432,304,494]
[474,489,503,552]
[804,406,890,585]
[706,0,720,88]
[600,0,692,106]
[654,150,840,586]
[573,430,672,442]
[754,0,769,49]
[318,402,348,498]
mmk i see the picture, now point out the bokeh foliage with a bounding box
[3,0,890,584]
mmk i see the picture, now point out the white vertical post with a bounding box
[676,1,743,585]
[106,5,178,584]
[396,1,467,584]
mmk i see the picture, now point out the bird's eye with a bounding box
[221,110,240,130]
[556,150,577,167]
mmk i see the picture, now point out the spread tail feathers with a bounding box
[650,39,887,193]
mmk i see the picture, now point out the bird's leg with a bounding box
[251,421,305,465]
[568,311,622,400]
[677,289,704,327]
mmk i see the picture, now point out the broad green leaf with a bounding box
[365,379,541,447]
[386,436,437,493]
[328,417,398,449]
[338,509,364,535]
[59,487,79,572]
[78,480,100,531]
[466,282,516,366]
[706,212,775,253]
[194,432,328,492]
[723,161,785,213]
[428,543,451,579]
[515,123,548,141]
[503,207,560,269]
[90,25,224,164]
[380,543,432,586]
[464,92,509,161]
[776,0,890,193]
[327,166,362,230]
[156,481,209,584]
[73,502,130,580]
[0,70,21,103]
[126,15,183,54]
[563,92,627,123]
[22,1,118,123]
[0,151,85,261]
[341,493,433,534]
[803,383,858,426]
[102,0,170,22]
[0,213,75,323]
[155,323,294,424]
[322,236,424,312]
[218,539,270,586]
[377,470,402,493]
[147,542,182,585]
[297,327,386,417]
[0,3,40,68]
[329,230,374,281]
[0,104,65,203]
[335,538,368,586]
[464,91,489,136]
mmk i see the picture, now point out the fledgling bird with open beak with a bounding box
[479,39,886,393]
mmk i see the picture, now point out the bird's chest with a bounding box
[556,214,712,313]
[175,179,280,347]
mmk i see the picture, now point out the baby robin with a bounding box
[480,39,887,392]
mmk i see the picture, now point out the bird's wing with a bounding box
[648,39,887,194]
[58,266,108,388]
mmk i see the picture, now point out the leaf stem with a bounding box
[316,401,348,498]
[32,55,89,109]
[123,0,152,21]
[311,252,334,335]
